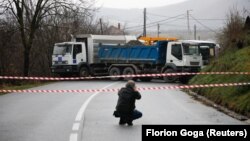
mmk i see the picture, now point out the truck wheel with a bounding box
[163,69,177,83]
[109,67,121,81]
[79,67,89,77]
[123,67,136,80]
[139,77,152,82]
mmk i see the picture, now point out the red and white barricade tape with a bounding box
[0,82,249,93]
[0,72,249,81]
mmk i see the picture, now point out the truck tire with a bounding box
[163,68,177,83]
[123,67,136,80]
[79,67,89,77]
[109,67,121,81]
[139,77,152,82]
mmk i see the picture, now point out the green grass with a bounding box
[0,81,51,95]
[189,46,250,117]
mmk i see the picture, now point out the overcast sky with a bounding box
[95,0,187,9]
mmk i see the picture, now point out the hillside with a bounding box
[97,0,249,39]
[189,46,250,117]
[97,0,249,30]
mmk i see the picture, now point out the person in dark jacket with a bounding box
[114,80,142,126]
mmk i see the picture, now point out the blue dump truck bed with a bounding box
[98,41,168,64]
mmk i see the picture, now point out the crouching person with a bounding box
[113,80,142,126]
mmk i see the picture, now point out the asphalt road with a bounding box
[0,80,245,141]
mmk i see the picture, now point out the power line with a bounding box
[124,13,185,30]
[147,14,185,26]
[126,22,187,31]
[152,15,187,25]
[126,24,186,32]
[124,13,221,32]
[148,12,227,21]
[190,15,218,33]
[154,23,187,28]
[147,12,172,18]
[126,20,187,31]
[192,18,227,21]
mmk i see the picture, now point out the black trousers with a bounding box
[131,109,142,120]
[119,109,142,121]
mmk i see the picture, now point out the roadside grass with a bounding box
[189,46,250,117]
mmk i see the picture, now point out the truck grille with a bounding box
[190,62,199,66]
[54,61,67,64]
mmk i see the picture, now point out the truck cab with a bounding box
[51,42,86,76]
[166,42,201,69]
[181,40,220,66]
[162,42,202,82]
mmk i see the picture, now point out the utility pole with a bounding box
[118,23,121,30]
[143,8,146,37]
[100,18,103,35]
[194,24,196,40]
[157,23,160,37]
[187,10,192,38]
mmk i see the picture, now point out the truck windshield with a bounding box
[53,44,72,55]
[183,44,199,55]
[199,43,215,57]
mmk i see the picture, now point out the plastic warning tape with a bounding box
[0,72,249,81]
[0,82,249,93]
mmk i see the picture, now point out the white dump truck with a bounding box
[51,34,136,76]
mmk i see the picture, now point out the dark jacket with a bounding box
[116,87,141,114]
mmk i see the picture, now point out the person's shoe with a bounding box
[119,118,126,125]
[127,121,133,126]
[119,122,126,125]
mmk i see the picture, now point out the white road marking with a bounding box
[75,82,119,121]
[72,123,80,131]
[69,133,77,141]
[69,82,120,141]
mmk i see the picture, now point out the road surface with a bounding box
[0,80,245,141]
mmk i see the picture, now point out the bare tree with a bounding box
[0,0,94,76]
[217,8,245,52]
